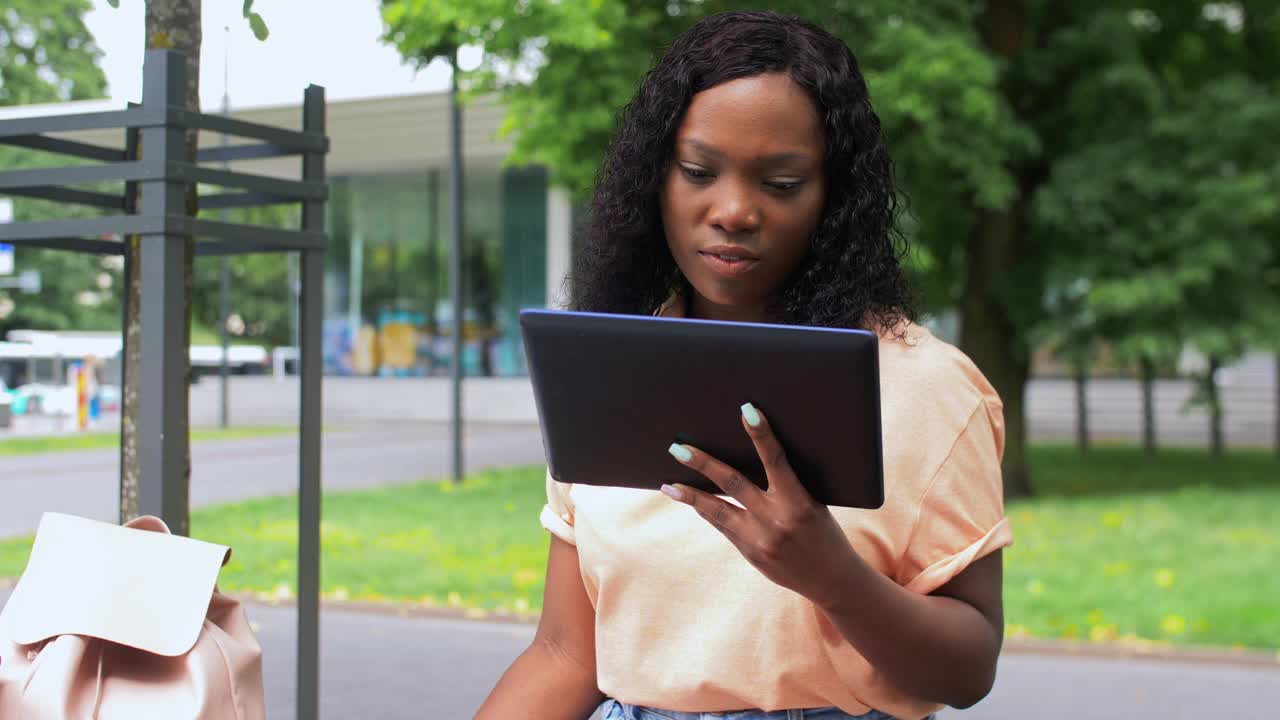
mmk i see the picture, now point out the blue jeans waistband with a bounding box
[597,698,916,720]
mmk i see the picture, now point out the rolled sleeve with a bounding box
[898,399,1013,594]
[540,470,577,546]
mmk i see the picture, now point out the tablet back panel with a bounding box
[520,309,884,509]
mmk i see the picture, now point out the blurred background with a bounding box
[0,1,1276,718]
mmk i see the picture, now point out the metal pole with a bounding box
[289,252,300,353]
[1074,363,1088,455]
[218,28,231,428]
[296,84,326,720]
[347,229,362,348]
[137,49,190,535]
[218,258,230,426]
[448,50,465,484]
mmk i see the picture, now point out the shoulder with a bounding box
[875,322,1004,440]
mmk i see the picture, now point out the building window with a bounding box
[323,164,547,378]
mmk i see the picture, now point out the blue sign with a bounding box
[0,243,12,276]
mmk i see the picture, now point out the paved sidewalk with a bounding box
[200,600,1280,720]
[244,599,1274,717]
[2,588,1278,719]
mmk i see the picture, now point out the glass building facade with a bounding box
[322,163,550,378]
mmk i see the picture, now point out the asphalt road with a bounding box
[0,422,548,538]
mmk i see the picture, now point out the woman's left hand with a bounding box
[662,403,862,609]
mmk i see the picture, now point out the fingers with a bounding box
[668,442,766,510]
[659,407,825,571]
[739,403,805,501]
[661,483,746,539]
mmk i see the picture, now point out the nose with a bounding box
[707,178,761,235]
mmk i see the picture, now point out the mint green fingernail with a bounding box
[741,402,761,428]
[668,443,692,463]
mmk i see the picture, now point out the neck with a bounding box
[687,292,776,324]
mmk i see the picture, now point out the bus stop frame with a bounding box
[0,49,327,720]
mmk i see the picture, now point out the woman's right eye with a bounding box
[679,164,714,182]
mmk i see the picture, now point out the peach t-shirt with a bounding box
[539,317,1011,720]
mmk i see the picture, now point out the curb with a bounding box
[1002,637,1280,668]
[235,592,541,627]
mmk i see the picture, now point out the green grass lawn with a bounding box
[0,426,303,457]
[190,468,551,618]
[1,445,1276,650]
[1004,447,1280,651]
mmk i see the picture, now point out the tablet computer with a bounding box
[520,309,884,509]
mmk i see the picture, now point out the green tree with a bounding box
[0,0,106,105]
[0,1,113,336]
[1035,2,1280,456]
[382,0,1280,495]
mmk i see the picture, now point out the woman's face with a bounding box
[661,72,826,323]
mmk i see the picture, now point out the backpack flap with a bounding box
[0,512,231,657]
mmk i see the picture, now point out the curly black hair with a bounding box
[568,9,915,334]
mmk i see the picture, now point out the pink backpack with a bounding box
[0,512,265,719]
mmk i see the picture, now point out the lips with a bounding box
[697,245,760,278]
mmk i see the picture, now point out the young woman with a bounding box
[478,10,1010,720]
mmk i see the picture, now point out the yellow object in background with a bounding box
[351,326,380,376]
[378,320,418,371]
[75,365,87,430]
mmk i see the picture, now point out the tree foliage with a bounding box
[0,0,105,105]
[0,0,112,336]
[1035,2,1280,365]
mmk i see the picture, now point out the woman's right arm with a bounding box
[475,536,603,720]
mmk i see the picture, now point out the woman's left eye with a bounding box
[765,180,803,193]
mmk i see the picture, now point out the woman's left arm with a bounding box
[813,546,1003,710]
[663,405,1002,709]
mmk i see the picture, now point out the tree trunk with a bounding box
[960,205,1033,499]
[963,0,1034,499]
[120,0,200,528]
[1074,362,1089,454]
[1140,355,1156,454]
[1207,354,1223,456]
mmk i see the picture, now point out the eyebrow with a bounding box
[681,138,811,165]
